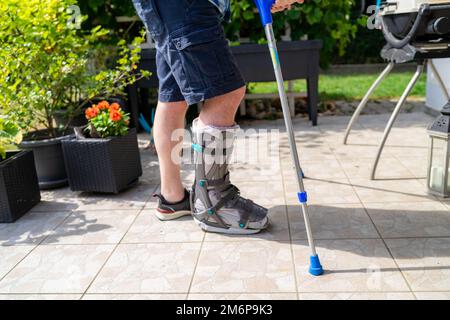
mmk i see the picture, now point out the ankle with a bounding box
[161,189,186,203]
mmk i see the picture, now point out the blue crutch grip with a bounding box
[253,0,275,26]
[309,255,324,276]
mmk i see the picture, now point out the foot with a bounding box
[193,187,270,235]
[153,189,191,221]
[191,119,269,235]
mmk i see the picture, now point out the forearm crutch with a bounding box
[254,0,323,276]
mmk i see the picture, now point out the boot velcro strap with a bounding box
[230,197,257,227]
[207,185,239,215]
[203,172,230,187]
[195,185,239,226]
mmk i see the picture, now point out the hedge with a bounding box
[77,0,383,66]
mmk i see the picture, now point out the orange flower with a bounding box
[109,102,120,111]
[85,106,99,120]
[109,110,122,122]
[97,100,110,110]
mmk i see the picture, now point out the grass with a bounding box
[247,72,427,101]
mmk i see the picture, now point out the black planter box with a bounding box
[230,40,322,82]
[61,128,143,194]
[0,150,41,223]
[129,40,322,126]
[19,132,74,190]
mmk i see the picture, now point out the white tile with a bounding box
[0,294,81,300]
[188,293,296,300]
[89,243,200,294]
[414,292,450,300]
[386,238,450,291]
[82,293,186,300]
[0,246,34,279]
[289,203,378,240]
[0,211,70,246]
[0,245,114,293]
[123,210,204,243]
[297,292,414,300]
[365,201,450,238]
[43,210,140,245]
[293,239,409,292]
[191,241,296,293]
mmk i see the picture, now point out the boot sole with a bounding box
[155,210,191,221]
[194,217,269,235]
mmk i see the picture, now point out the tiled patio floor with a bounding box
[1,111,450,300]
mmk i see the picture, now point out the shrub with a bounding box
[0,116,22,159]
[0,0,150,139]
[74,0,364,67]
[226,0,362,67]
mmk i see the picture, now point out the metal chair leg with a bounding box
[370,62,425,180]
[343,62,395,144]
[429,60,450,100]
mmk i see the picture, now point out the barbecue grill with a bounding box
[344,0,450,179]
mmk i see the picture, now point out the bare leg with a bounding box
[154,100,188,202]
[198,86,246,127]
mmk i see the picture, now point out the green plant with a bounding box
[0,0,150,139]
[73,1,374,66]
[85,100,130,138]
[226,0,362,67]
[0,116,22,160]
[77,0,137,40]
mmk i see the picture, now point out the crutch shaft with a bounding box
[264,24,317,256]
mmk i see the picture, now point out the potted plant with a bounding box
[62,101,142,194]
[0,116,41,223]
[0,0,149,189]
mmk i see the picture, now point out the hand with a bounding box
[271,0,304,13]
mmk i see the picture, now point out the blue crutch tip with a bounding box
[309,255,324,276]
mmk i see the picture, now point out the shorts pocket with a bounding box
[134,0,164,37]
[171,26,234,88]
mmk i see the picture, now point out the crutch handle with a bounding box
[254,0,275,26]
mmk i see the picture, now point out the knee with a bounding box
[233,86,246,103]
[221,86,246,109]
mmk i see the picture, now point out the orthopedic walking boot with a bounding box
[190,119,269,234]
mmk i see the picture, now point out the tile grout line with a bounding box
[390,152,442,206]
[328,132,417,298]
[79,206,145,300]
[332,123,444,300]
[0,289,425,295]
[185,232,205,299]
[0,209,74,285]
[79,183,160,300]
[360,200,417,299]
[278,141,300,300]
[337,159,416,296]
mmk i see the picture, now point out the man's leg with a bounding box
[191,86,269,234]
[153,100,188,203]
[198,86,246,128]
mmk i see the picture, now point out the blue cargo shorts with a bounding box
[132,0,246,106]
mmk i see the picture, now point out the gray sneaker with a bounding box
[153,189,191,221]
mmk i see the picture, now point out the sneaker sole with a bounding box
[193,217,269,235]
[155,210,191,221]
